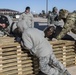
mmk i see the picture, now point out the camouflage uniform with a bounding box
[47,7,58,26]
[0,15,10,36]
[56,13,76,40]
[21,28,71,75]
[0,15,19,37]
[48,12,58,25]
[18,12,34,28]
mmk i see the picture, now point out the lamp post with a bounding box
[46,0,49,26]
[46,0,48,14]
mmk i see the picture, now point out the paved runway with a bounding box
[67,66,76,75]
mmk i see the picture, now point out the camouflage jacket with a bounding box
[56,13,76,40]
[18,12,34,28]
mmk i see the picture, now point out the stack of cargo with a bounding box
[33,40,76,74]
[0,37,34,75]
[0,37,76,75]
[50,40,76,67]
[21,50,34,75]
[32,56,39,75]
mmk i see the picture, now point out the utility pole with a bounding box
[46,0,49,26]
[46,0,48,14]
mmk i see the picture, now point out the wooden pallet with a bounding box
[0,37,76,75]
[0,37,34,75]
[50,40,76,67]
[33,40,76,74]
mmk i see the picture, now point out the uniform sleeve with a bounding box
[56,13,76,40]
[21,32,33,50]
[18,14,24,21]
[50,15,53,24]
[47,14,51,25]
[54,20,64,28]
[31,14,34,27]
[5,15,12,26]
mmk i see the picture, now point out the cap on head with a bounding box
[59,9,69,18]
[44,26,55,37]
[52,7,58,12]
[26,6,30,10]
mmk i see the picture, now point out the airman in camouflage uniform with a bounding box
[56,12,76,40]
[0,14,20,38]
[0,15,10,36]
[47,7,58,26]
[48,9,68,39]
[18,6,34,29]
[19,26,71,75]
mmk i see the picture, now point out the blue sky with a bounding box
[0,0,76,13]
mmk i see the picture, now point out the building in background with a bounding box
[0,9,21,18]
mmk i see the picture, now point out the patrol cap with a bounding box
[52,7,58,12]
[44,26,56,33]
[26,6,30,10]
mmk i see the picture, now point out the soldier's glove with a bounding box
[63,70,71,75]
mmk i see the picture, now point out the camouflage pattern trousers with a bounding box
[39,53,68,75]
